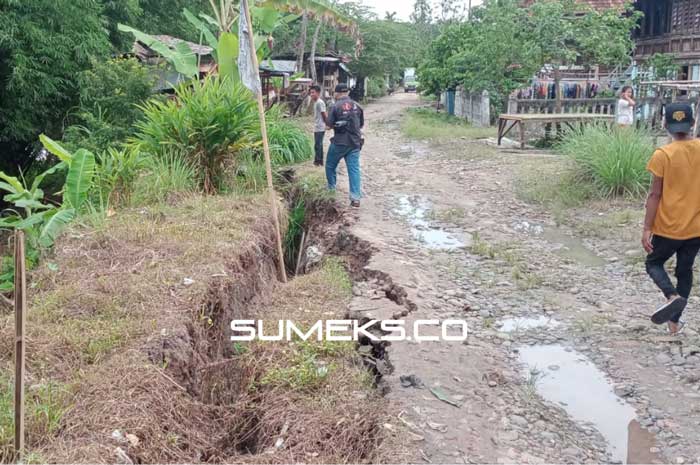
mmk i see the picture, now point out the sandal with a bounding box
[651,297,687,325]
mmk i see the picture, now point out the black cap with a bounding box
[335,83,349,93]
[665,103,694,134]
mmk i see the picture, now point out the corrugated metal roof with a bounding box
[270,60,297,73]
[152,35,213,56]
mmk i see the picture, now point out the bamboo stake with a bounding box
[294,230,307,276]
[14,230,26,460]
[241,0,288,284]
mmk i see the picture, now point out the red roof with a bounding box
[522,0,628,10]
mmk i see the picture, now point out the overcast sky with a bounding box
[361,0,484,21]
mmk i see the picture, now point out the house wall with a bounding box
[634,0,700,64]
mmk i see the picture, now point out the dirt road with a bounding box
[336,93,700,464]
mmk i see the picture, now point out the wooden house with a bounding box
[634,0,700,80]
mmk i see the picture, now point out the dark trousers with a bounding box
[314,132,325,165]
[645,235,700,322]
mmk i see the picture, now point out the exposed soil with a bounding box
[0,189,391,464]
[332,93,700,464]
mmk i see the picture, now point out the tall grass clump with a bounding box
[132,77,259,194]
[133,150,197,204]
[557,125,653,198]
[284,198,306,273]
[265,106,313,165]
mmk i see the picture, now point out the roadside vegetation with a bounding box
[402,108,496,140]
[558,126,653,198]
[517,126,653,213]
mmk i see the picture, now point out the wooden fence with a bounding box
[508,98,618,115]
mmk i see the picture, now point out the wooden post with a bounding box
[14,230,26,460]
[554,65,563,113]
[241,0,287,283]
[693,97,700,137]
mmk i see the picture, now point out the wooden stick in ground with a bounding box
[294,230,307,276]
[14,230,26,460]
[241,0,287,283]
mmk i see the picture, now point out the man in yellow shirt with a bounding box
[644,103,700,334]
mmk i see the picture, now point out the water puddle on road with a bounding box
[498,316,560,332]
[541,228,606,267]
[394,195,465,250]
[518,345,659,464]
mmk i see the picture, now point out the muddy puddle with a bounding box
[498,316,560,332]
[514,221,605,267]
[518,345,660,464]
[394,195,466,250]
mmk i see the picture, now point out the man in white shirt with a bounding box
[310,85,328,166]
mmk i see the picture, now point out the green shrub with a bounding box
[63,58,158,154]
[557,125,653,198]
[366,78,386,99]
[133,78,259,194]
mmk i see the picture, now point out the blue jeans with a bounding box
[326,144,361,201]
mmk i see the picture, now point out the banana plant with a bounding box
[0,135,95,248]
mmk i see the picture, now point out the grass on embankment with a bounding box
[0,186,381,463]
[402,107,496,140]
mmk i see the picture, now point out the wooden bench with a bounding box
[497,113,615,149]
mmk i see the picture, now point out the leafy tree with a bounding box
[527,0,641,109]
[101,0,143,51]
[135,0,211,42]
[63,58,159,154]
[0,0,111,173]
[645,53,680,81]
[410,0,433,25]
[385,11,398,21]
[351,20,420,82]
[437,0,464,24]
[419,0,640,113]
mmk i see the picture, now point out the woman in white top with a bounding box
[616,86,636,127]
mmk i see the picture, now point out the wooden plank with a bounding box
[498,113,614,123]
[14,230,26,460]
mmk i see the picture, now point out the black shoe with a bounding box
[314,162,323,167]
[651,297,687,325]
[350,200,360,208]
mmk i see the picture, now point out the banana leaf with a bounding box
[39,208,76,248]
[218,31,239,82]
[0,173,24,194]
[63,149,96,211]
[39,134,73,164]
[184,8,219,55]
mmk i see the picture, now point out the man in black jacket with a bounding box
[326,83,364,208]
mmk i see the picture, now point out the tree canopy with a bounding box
[418,0,641,109]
